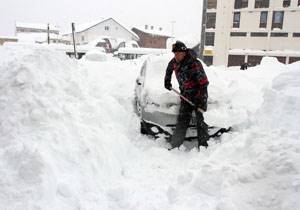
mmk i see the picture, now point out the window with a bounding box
[207,0,217,9]
[283,0,290,7]
[298,0,300,6]
[104,26,109,31]
[205,32,215,46]
[203,56,213,66]
[260,11,268,28]
[255,0,269,8]
[230,32,247,36]
[234,0,248,9]
[250,32,268,37]
[293,33,300,37]
[233,12,241,28]
[270,32,288,37]
[228,55,245,67]
[272,11,284,29]
[206,13,216,28]
[81,36,84,41]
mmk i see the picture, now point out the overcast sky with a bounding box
[0,0,203,38]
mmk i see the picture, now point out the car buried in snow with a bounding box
[133,54,230,142]
[134,53,208,141]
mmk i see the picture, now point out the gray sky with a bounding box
[0,0,202,38]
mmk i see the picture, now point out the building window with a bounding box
[260,11,268,28]
[203,56,213,66]
[233,12,241,28]
[255,0,269,8]
[230,32,247,36]
[234,0,248,9]
[289,57,300,64]
[270,32,288,37]
[228,55,245,67]
[206,13,216,28]
[81,36,84,41]
[283,0,290,7]
[205,32,215,46]
[293,33,300,37]
[248,55,263,67]
[298,0,300,6]
[272,11,284,29]
[105,26,109,31]
[250,32,268,37]
[207,0,217,9]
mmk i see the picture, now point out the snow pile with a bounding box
[84,49,110,61]
[0,45,139,209]
[0,44,299,210]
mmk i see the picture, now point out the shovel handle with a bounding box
[171,88,205,114]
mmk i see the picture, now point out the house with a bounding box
[15,21,70,44]
[132,25,172,49]
[16,21,59,34]
[200,0,300,66]
[0,36,18,45]
[63,18,139,45]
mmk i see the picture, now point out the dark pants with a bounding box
[170,101,209,148]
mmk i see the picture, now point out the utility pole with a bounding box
[71,22,77,59]
[47,23,50,44]
[199,0,207,60]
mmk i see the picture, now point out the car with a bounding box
[133,54,230,142]
[117,40,140,49]
[88,38,111,53]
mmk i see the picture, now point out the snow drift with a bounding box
[0,45,299,210]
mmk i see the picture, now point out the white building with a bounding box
[15,21,70,44]
[202,0,300,66]
[64,18,139,45]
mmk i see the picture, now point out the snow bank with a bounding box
[0,44,299,210]
[0,45,139,209]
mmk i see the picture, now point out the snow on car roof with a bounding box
[142,54,180,113]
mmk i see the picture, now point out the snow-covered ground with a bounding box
[0,44,299,210]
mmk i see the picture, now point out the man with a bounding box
[164,41,209,149]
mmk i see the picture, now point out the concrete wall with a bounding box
[205,0,300,66]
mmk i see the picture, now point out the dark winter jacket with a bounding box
[164,50,209,110]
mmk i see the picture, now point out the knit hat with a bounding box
[172,41,187,52]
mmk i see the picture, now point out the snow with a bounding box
[134,26,172,37]
[16,21,59,31]
[0,44,300,210]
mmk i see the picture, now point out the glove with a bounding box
[164,82,172,91]
[195,97,207,112]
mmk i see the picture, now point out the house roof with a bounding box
[70,18,139,40]
[15,21,59,31]
[132,26,172,38]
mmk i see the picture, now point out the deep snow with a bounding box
[0,44,299,210]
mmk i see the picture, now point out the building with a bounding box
[132,25,172,49]
[64,18,139,45]
[201,0,300,66]
[0,36,18,45]
[16,21,59,34]
[15,21,69,44]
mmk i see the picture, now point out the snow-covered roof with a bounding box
[16,21,59,31]
[66,18,139,40]
[133,26,172,37]
[0,36,18,40]
[16,32,64,43]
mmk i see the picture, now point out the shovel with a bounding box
[171,88,205,114]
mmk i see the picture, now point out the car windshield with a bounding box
[142,54,180,113]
